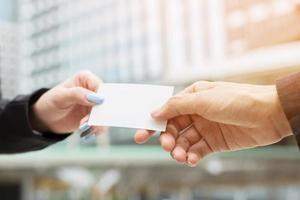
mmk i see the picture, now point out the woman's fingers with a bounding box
[80,126,107,138]
[68,70,103,92]
[55,71,104,108]
[80,115,90,125]
[79,114,92,136]
[68,87,104,106]
[78,71,102,92]
[134,130,156,144]
[79,115,107,137]
[53,87,104,109]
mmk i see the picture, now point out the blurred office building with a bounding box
[0,22,20,99]
[222,0,300,56]
[17,0,217,91]
[18,0,300,93]
[18,0,167,93]
[0,0,20,99]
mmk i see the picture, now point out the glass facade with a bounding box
[18,0,210,93]
[0,0,18,22]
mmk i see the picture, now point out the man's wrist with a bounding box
[275,72,300,147]
[272,86,293,138]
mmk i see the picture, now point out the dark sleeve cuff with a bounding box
[0,89,71,154]
[276,72,300,148]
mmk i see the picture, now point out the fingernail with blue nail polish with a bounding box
[79,122,91,133]
[87,93,104,105]
[80,128,92,138]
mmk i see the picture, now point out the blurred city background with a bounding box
[1,0,300,199]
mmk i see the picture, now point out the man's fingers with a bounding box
[160,132,176,152]
[171,138,189,163]
[187,138,213,167]
[172,146,187,164]
[176,124,202,146]
[135,117,189,148]
[152,94,199,120]
[134,130,155,144]
[160,118,187,151]
[177,81,217,95]
[160,117,192,152]
[173,115,193,130]
[160,121,180,151]
[171,126,200,163]
[151,81,216,121]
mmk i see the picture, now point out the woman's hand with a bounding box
[30,71,105,135]
[135,81,292,166]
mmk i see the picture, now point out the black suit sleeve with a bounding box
[0,89,71,154]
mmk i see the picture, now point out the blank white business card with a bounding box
[88,83,174,131]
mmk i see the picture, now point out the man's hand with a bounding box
[135,81,292,167]
[30,71,105,135]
